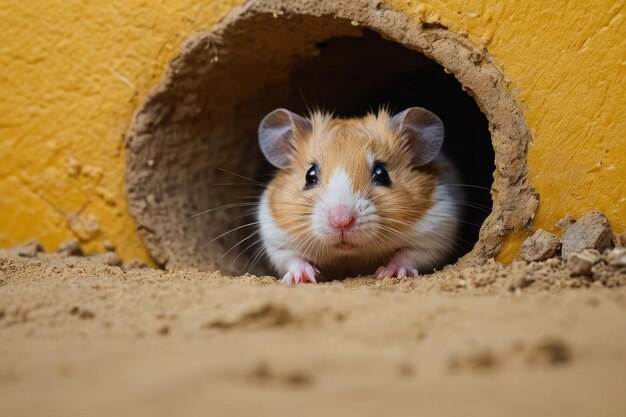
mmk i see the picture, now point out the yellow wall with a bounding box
[1,0,624,263]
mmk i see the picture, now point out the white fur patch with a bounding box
[257,190,304,274]
[325,168,355,207]
[311,168,356,238]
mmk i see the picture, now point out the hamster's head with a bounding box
[258,107,446,259]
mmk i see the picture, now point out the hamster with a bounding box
[256,107,462,284]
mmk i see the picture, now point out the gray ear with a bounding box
[258,108,311,168]
[389,107,444,166]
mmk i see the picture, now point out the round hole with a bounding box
[125,1,538,273]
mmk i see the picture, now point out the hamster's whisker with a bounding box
[372,195,492,213]
[371,191,491,208]
[420,213,485,228]
[209,183,315,202]
[189,201,314,219]
[205,212,255,237]
[203,163,317,204]
[293,231,316,257]
[368,231,397,263]
[313,239,323,273]
[301,238,318,271]
[377,224,419,247]
[217,230,261,263]
[232,237,264,267]
[247,245,268,273]
[206,215,315,253]
[378,219,468,253]
[381,208,485,228]
[440,183,492,191]
[203,221,262,247]
[187,203,261,220]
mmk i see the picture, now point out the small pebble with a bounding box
[561,211,613,258]
[605,247,626,267]
[56,240,82,257]
[555,215,576,231]
[87,252,123,267]
[102,240,116,252]
[521,229,560,262]
[567,249,601,276]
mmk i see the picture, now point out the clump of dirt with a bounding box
[204,302,295,330]
[525,337,572,366]
[248,361,314,388]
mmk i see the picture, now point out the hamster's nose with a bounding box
[329,204,355,231]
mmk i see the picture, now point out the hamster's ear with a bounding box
[258,108,311,168]
[389,107,444,166]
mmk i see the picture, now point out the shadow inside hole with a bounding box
[249,30,494,271]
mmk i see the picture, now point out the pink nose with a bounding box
[329,205,355,230]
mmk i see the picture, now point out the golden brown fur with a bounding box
[268,109,446,244]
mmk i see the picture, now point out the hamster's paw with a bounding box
[375,251,419,278]
[375,264,418,279]
[280,260,319,285]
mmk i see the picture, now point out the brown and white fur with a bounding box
[257,107,462,284]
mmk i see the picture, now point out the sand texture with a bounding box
[1,252,625,417]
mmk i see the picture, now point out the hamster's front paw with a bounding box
[281,259,319,285]
[375,250,419,278]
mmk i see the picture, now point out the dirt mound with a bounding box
[1,249,625,416]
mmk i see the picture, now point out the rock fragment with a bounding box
[605,247,626,268]
[56,240,83,257]
[567,249,601,276]
[87,252,123,267]
[561,211,613,258]
[521,229,561,262]
[555,215,576,232]
[102,240,116,252]
[123,259,151,270]
[0,240,43,258]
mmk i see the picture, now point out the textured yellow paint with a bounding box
[0,0,243,261]
[0,0,624,263]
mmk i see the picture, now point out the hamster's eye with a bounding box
[372,163,391,186]
[304,164,319,189]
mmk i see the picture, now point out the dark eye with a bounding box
[304,164,319,189]
[372,163,391,186]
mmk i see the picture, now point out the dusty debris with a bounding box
[567,249,601,276]
[561,211,614,258]
[521,229,560,262]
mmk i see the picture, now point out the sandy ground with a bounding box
[1,253,626,417]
